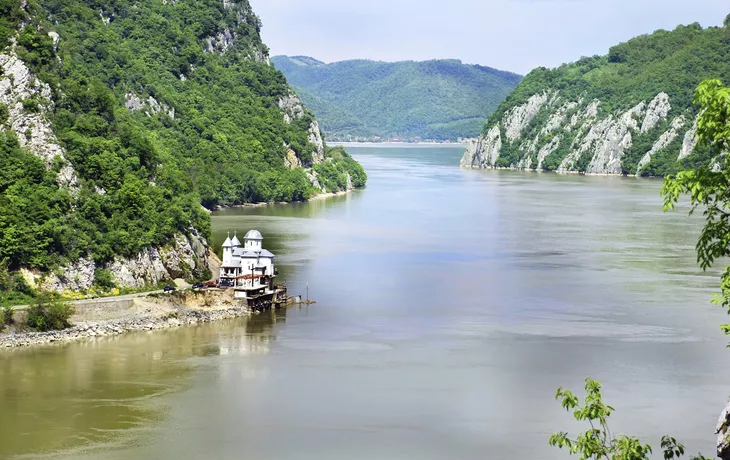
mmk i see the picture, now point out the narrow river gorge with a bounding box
[1,145,728,459]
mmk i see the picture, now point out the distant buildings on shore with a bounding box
[327,135,470,144]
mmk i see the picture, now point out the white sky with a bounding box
[249,0,728,75]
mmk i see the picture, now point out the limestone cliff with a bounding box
[0,50,79,190]
[22,230,219,293]
[461,20,729,176]
[461,91,699,176]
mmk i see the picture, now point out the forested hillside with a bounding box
[461,18,730,176]
[0,0,365,298]
[272,56,522,141]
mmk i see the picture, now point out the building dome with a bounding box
[244,229,263,240]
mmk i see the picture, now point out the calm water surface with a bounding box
[2,145,730,459]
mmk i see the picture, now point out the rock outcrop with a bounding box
[717,401,730,460]
[278,90,326,166]
[124,92,175,118]
[461,90,698,175]
[0,50,79,190]
[504,92,549,142]
[678,116,699,160]
[22,231,218,293]
[636,116,686,175]
[460,126,502,169]
[202,0,269,64]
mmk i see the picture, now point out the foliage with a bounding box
[25,292,75,331]
[93,268,116,290]
[272,55,522,141]
[1,305,13,330]
[0,104,9,126]
[0,0,26,50]
[0,0,365,282]
[550,378,710,460]
[313,146,368,191]
[662,79,730,343]
[484,20,730,174]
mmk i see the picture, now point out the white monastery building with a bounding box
[220,230,277,289]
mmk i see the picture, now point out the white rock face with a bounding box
[109,247,169,288]
[278,90,306,124]
[283,147,301,169]
[205,29,235,54]
[641,93,671,133]
[462,90,693,175]
[0,51,79,191]
[516,154,532,170]
[678,116,699,160]
[278,90,325,165]
[306,170,326,193]
[125,92,174,118]
[567,100,599,131]
[308,120,325,164]
[537,136,561,170]
[543,102,577,135]
[23,232,217,292]
[503,92,549,142]
[636,116,686,175]
[42,258,96,292]
[108,232,214,288]
[460,126,502,168]
[159,234,198,279]
[48,31,59,51]
[584,102,645,174]
[559,102,644,174]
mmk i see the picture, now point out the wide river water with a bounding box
[2,145,730,459]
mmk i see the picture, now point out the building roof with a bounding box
[232,248,275,259]
[231,233,242,247]
[222,236,233,248]
[244,229,263,240]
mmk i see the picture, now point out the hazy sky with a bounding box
[249,0,728,75]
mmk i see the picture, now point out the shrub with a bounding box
[0,103,8,125]
[1,305,13,330]
[25,294,75,331]
[93,268,116,290]
[21,97,40,113]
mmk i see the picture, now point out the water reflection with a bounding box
[0,309,288,459]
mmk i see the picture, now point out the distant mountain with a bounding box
[271,56,522,141]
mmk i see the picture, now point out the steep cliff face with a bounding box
[0,0,364,295]
[22,231,219,293]
[278,90,325,165]
[0,52,78,190]
[462,21,730,176]
[461,89,701,176]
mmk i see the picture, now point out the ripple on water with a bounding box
[278,338,393,352]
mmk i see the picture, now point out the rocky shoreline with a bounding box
[0,304,251,349]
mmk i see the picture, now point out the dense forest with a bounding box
[272,55,522,141]
[0,0,365,294]
[466,18,730,176]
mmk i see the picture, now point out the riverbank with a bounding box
[0,290,250,349]
[208,188,355,210]
[333,141,467,148]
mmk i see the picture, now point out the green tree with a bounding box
[550,378,709,460]
[662,80,730,339]
[25,292,75,332]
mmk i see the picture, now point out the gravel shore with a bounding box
[0,291,251,349]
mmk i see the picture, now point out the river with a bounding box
[1,144,729,459]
